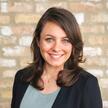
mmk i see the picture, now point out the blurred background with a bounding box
[0,0,108,108]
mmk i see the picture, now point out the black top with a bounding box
[11,67,103,108]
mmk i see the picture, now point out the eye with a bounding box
[63,38,70,43]
[45,38,54,43]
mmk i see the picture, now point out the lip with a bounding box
[48,53,63,59]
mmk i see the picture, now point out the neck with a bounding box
[43,63,63,77]
[41,63,63,93]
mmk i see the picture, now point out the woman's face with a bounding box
[38,21,72,68]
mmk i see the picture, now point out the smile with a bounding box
[49,53,63,59]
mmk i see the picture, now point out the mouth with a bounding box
[48,53,63,59]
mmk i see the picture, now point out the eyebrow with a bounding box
[45,34,55,37]
[45,34,68,38]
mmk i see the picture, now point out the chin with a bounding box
[48,62,64,68]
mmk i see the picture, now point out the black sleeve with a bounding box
[82,76,103,108]
[11,71,21,108]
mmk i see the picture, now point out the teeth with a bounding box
[50,54,62,59]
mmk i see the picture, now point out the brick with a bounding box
[0,58,16,67]
[81,25,105,34]
[0,0,8,1]
[106,70,108,76]
[103,101,108,108]
[87,69,103,77]
[68,0,81,2]
[102,36,108,46]
[35,3,48,13]
[102,88,108,100]
[0,79,13,89]
[74,13,84,25]
[0,102,10,108]
[100,78,108,88]
[87,0,101,1]
[35,2,67,13]
[8,2,34,13]
[34,0,47,1]
[15,14,41,24]
[0,2,8,13]
[106,25,108,31]
[69,2,102,13]
[106,2,108,9]
[0,15,10,24]
[2,46,31,57]
[87,36,105,46]
[84,47,102,56]
[19,57,32,67]
[87,36,103,45]
[85,57,107,67]
[1,26,13,36]
[86,13,108,23]
[19,35,33,46]
[0,36,17,45]
[106,60,108,67]
[48,2,67,9]
[0,90,11,99]
[11,25,34,35]
[105,48,108,56]
[2,69,16,78]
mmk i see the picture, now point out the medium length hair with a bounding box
[23,7,84,90]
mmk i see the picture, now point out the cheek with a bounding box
[39,42,52,52]
[65,45,72,53]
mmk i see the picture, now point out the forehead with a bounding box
[40,21,67,38]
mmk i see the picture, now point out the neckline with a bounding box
[37,88,60,96]
[29,85,61,96]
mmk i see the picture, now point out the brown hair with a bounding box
[23,7,84,90]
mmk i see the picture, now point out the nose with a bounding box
[52,41,62,52]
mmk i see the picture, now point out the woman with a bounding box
[11,7,102,108]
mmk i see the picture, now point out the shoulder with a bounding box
[77,70,102,108]
[66,69,101,98]
[14,66,33,82]
[79,69,98,83]
[79,69,100,88]
[71,69,99,89]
